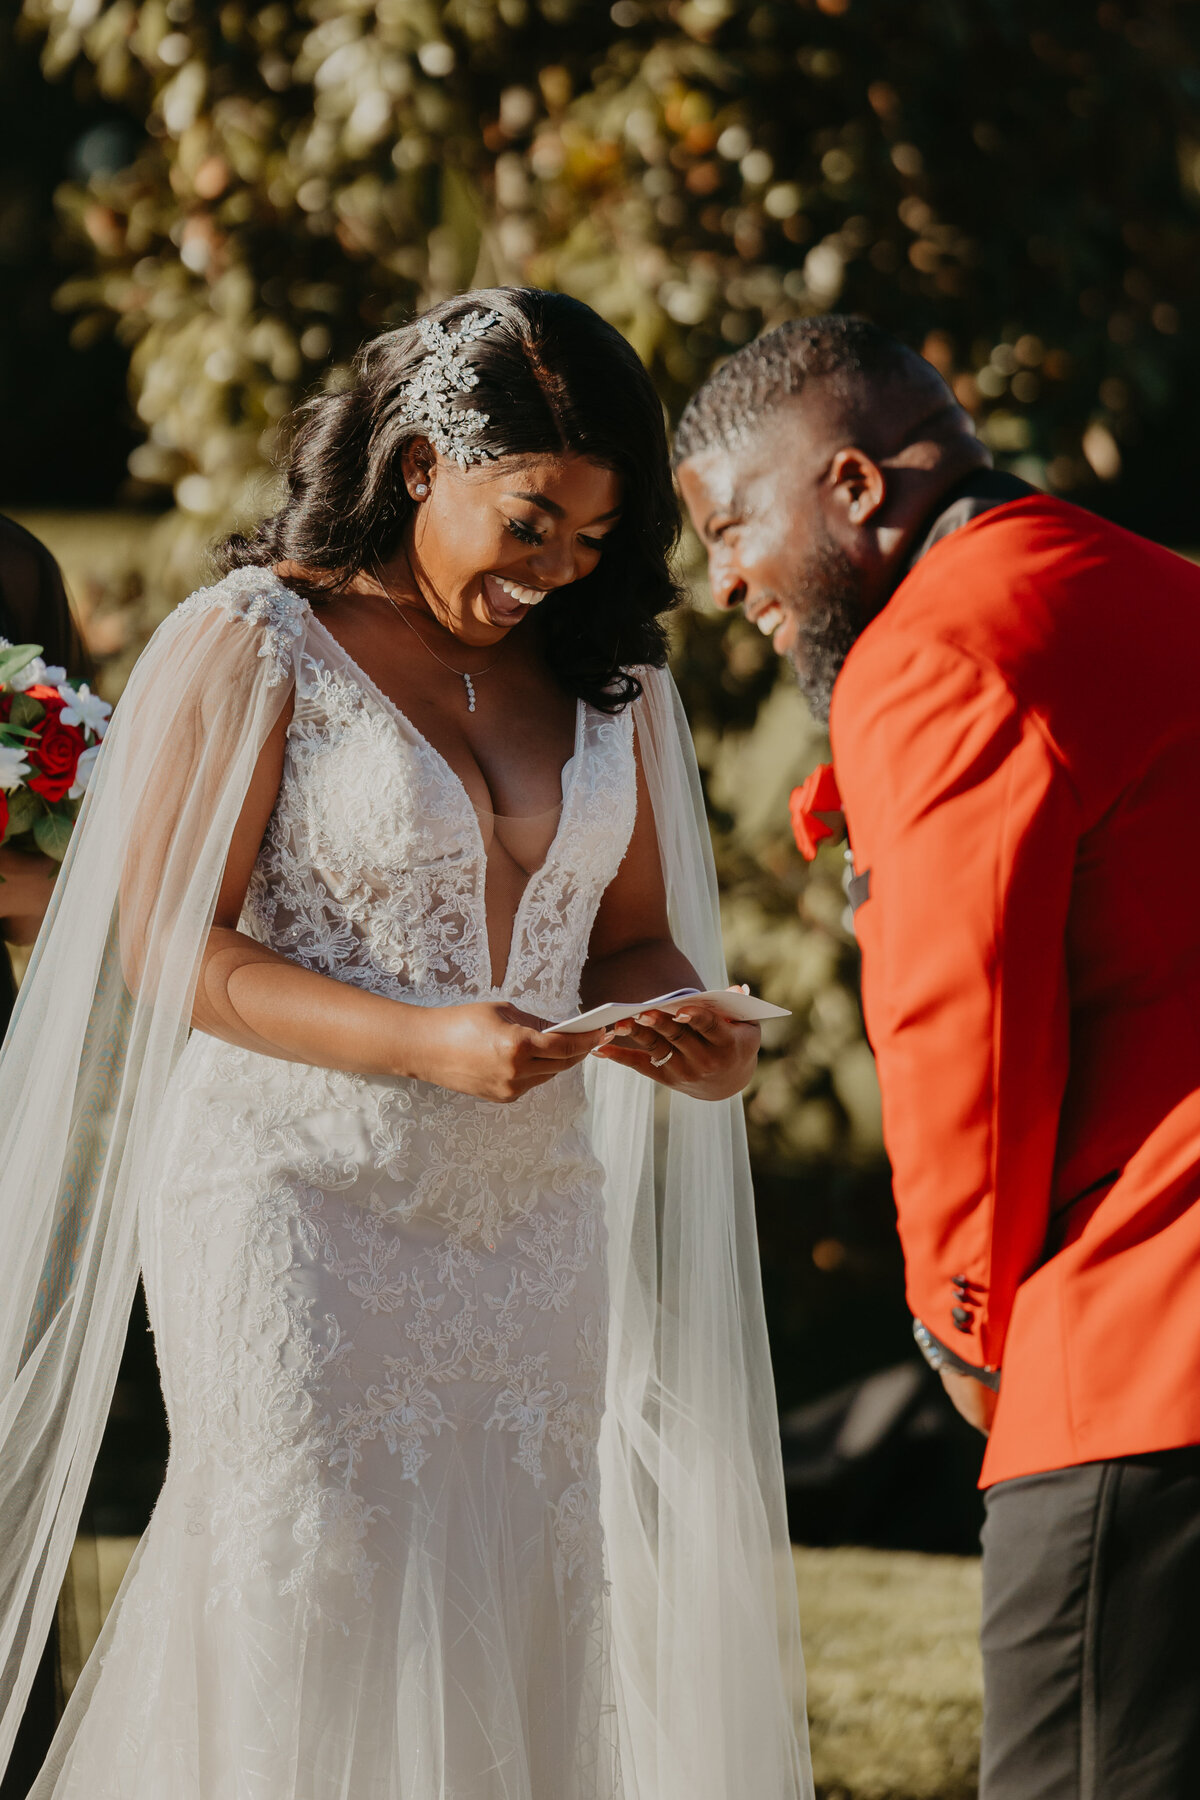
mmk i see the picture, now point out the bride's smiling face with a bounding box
[389,446,623,646]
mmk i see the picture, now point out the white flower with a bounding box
[9,657,67,693]
[67,743,102,800]
[57,683,111,737]
[0,745,32,791]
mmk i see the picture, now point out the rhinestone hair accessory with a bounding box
[399,309,502,467]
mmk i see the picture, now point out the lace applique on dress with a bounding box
[174,566,309,687]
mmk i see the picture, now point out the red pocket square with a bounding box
[789,763,842,861]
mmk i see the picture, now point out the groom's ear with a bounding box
[825,447,887,533]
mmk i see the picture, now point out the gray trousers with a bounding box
[980,1446,1200,1799]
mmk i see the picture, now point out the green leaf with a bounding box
[0,644,43,686]
[33,809,74,862]
[4,787,40,838]
[8,693,45,730]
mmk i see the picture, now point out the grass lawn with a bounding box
[795,1546,981,1800]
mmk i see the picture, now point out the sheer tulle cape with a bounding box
[596,666,810,1798]
[0,594,299,1771]
[0,592,810,1797]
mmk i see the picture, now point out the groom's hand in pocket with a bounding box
[592,996,761,1102]
[939,1366,999,1435]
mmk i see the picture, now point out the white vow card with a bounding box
[551,987,791,1034]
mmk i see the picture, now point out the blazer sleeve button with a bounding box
[951,1305,973,1332]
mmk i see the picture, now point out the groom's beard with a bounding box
[786,534,867,724]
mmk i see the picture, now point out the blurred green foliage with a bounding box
[21,0,1200,521]
[14,0,1200,1208]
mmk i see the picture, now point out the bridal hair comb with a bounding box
[399,309,501,466]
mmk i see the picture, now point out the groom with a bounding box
[675,316,1200,1797]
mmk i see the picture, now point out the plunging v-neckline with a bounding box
[304,615,587,995]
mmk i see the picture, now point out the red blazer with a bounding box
[830,495,1200,1487]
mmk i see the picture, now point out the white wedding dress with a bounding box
[2,571,809,1800]
[43,598,635,1799]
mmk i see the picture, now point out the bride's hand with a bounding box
[590,996,760,1101]
[408,1001,605,1103]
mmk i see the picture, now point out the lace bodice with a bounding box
[212,582,638,1023]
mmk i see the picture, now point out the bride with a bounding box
[0,288,810,1799]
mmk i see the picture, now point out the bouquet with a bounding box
[0,639,111,862]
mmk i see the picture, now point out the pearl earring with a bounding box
[414,482,429,498]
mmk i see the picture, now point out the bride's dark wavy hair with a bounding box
[220,287,683,711]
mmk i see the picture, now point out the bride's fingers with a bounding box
[608,1009,676,1045]
[517,1049,601,1089]
[662,1006,759,1064]
[524,1026,606,1060]
[673,1003,751,1043]
[519,1052,600,1085]
[590,1041,683,1083]
[608,1008,757,1079]
[608,1009,702,1062]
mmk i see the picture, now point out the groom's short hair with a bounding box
[674,314,928,463]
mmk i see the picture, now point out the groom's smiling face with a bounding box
[675,410,869,724]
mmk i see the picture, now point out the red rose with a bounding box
[0,791,8,842]
[789,762,843,862]
[24,684,65,712]
[27,713,86,802]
